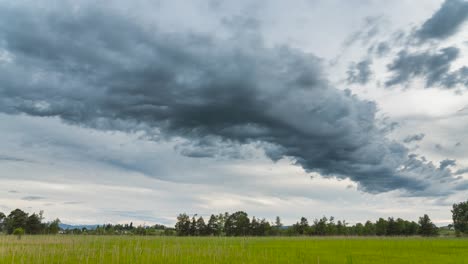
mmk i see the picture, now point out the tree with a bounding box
[313,217,327,235]
[404,221,419,236]
[375,218,388,236]
[48,219,61,234]
[5,209,28,234]
[224,211,250,236]
[452,200,468,235]
[206,214,219,236]
[195,216,207,236]
[293,217,309,235]
[175,213,191,236]
[363,220,376,236]
[258,218,271,236]
[271,216,283,235]
[418,214,438,236]
[250,217,260,236]
[386,217,397,236]
[189,216,197,236]
[26,213,43,234]
[0,212,5,233]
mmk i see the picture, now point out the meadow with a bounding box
[0,235,467,264]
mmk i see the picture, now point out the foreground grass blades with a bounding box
[0,236,467,264]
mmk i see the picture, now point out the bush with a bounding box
[13,227,25,240]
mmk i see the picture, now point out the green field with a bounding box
[1,236,467,263]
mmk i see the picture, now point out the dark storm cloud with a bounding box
[385,47,463,88]
[0,3,462,195]
[347,59,373,85]
[416,0,468,40]
[403,133,425,143]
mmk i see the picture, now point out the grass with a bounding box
[0,235,468,263]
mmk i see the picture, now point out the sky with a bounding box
[0,0,467,226]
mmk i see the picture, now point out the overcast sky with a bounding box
[0,0,467,226]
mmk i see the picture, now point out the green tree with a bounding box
[26,213,43,234]
[224,211,250,236]
[175,213,191,236]
[363,220,376,235]
[275,216,282,229]
[404,221,419,236]
[353,223,364,236]
[375,218,388,236]
[195,216,207,236]
[189,216,197,236]
[5,209,28,234]
[293,217,310,235]
[48,219,61,234]
[206,214,219,236]
[250,217,260,236]
[452,200,468,235]
[386,217,397,236]
[418,214,438,236]
[0,212,5,233]
[258,218,271,236]
[313,217,327,235]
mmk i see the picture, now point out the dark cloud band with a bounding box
[0,2,462,195]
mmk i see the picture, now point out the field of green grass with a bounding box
[1,235,467,263]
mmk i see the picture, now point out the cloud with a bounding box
[439,159,456,170]
[385,47,462,88]
[347,59,373,85]
[416,0,468,40]
[0,2,463,196]
[22,196,46,201]
[403,133,425,143]
[0,155,32,163]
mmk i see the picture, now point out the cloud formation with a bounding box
[416,0,468,40]
[0,2,463,195]
[347,59,373,85]
[385,47,463,88]
[403,134,425,143]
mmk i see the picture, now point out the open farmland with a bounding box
[1,236,467,264]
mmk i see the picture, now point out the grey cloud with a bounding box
[347,59,373,85]
[370,42,391,57]
[22,196,45,201]
[439,159,456,170]
[0,3,462,195]
[403,133,425,143]
[416,0,468,40]
[0,154,32,163]
[386,47,462,88]
[455,167,468,175]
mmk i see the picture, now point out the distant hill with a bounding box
[59,223,98,230]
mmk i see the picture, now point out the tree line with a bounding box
[1,200,467,236]
[62,223,174,236]
[174,212,439,237]
[174,200,468,237]
[0,209,60,235]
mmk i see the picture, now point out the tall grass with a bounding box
[0,235,467,263]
